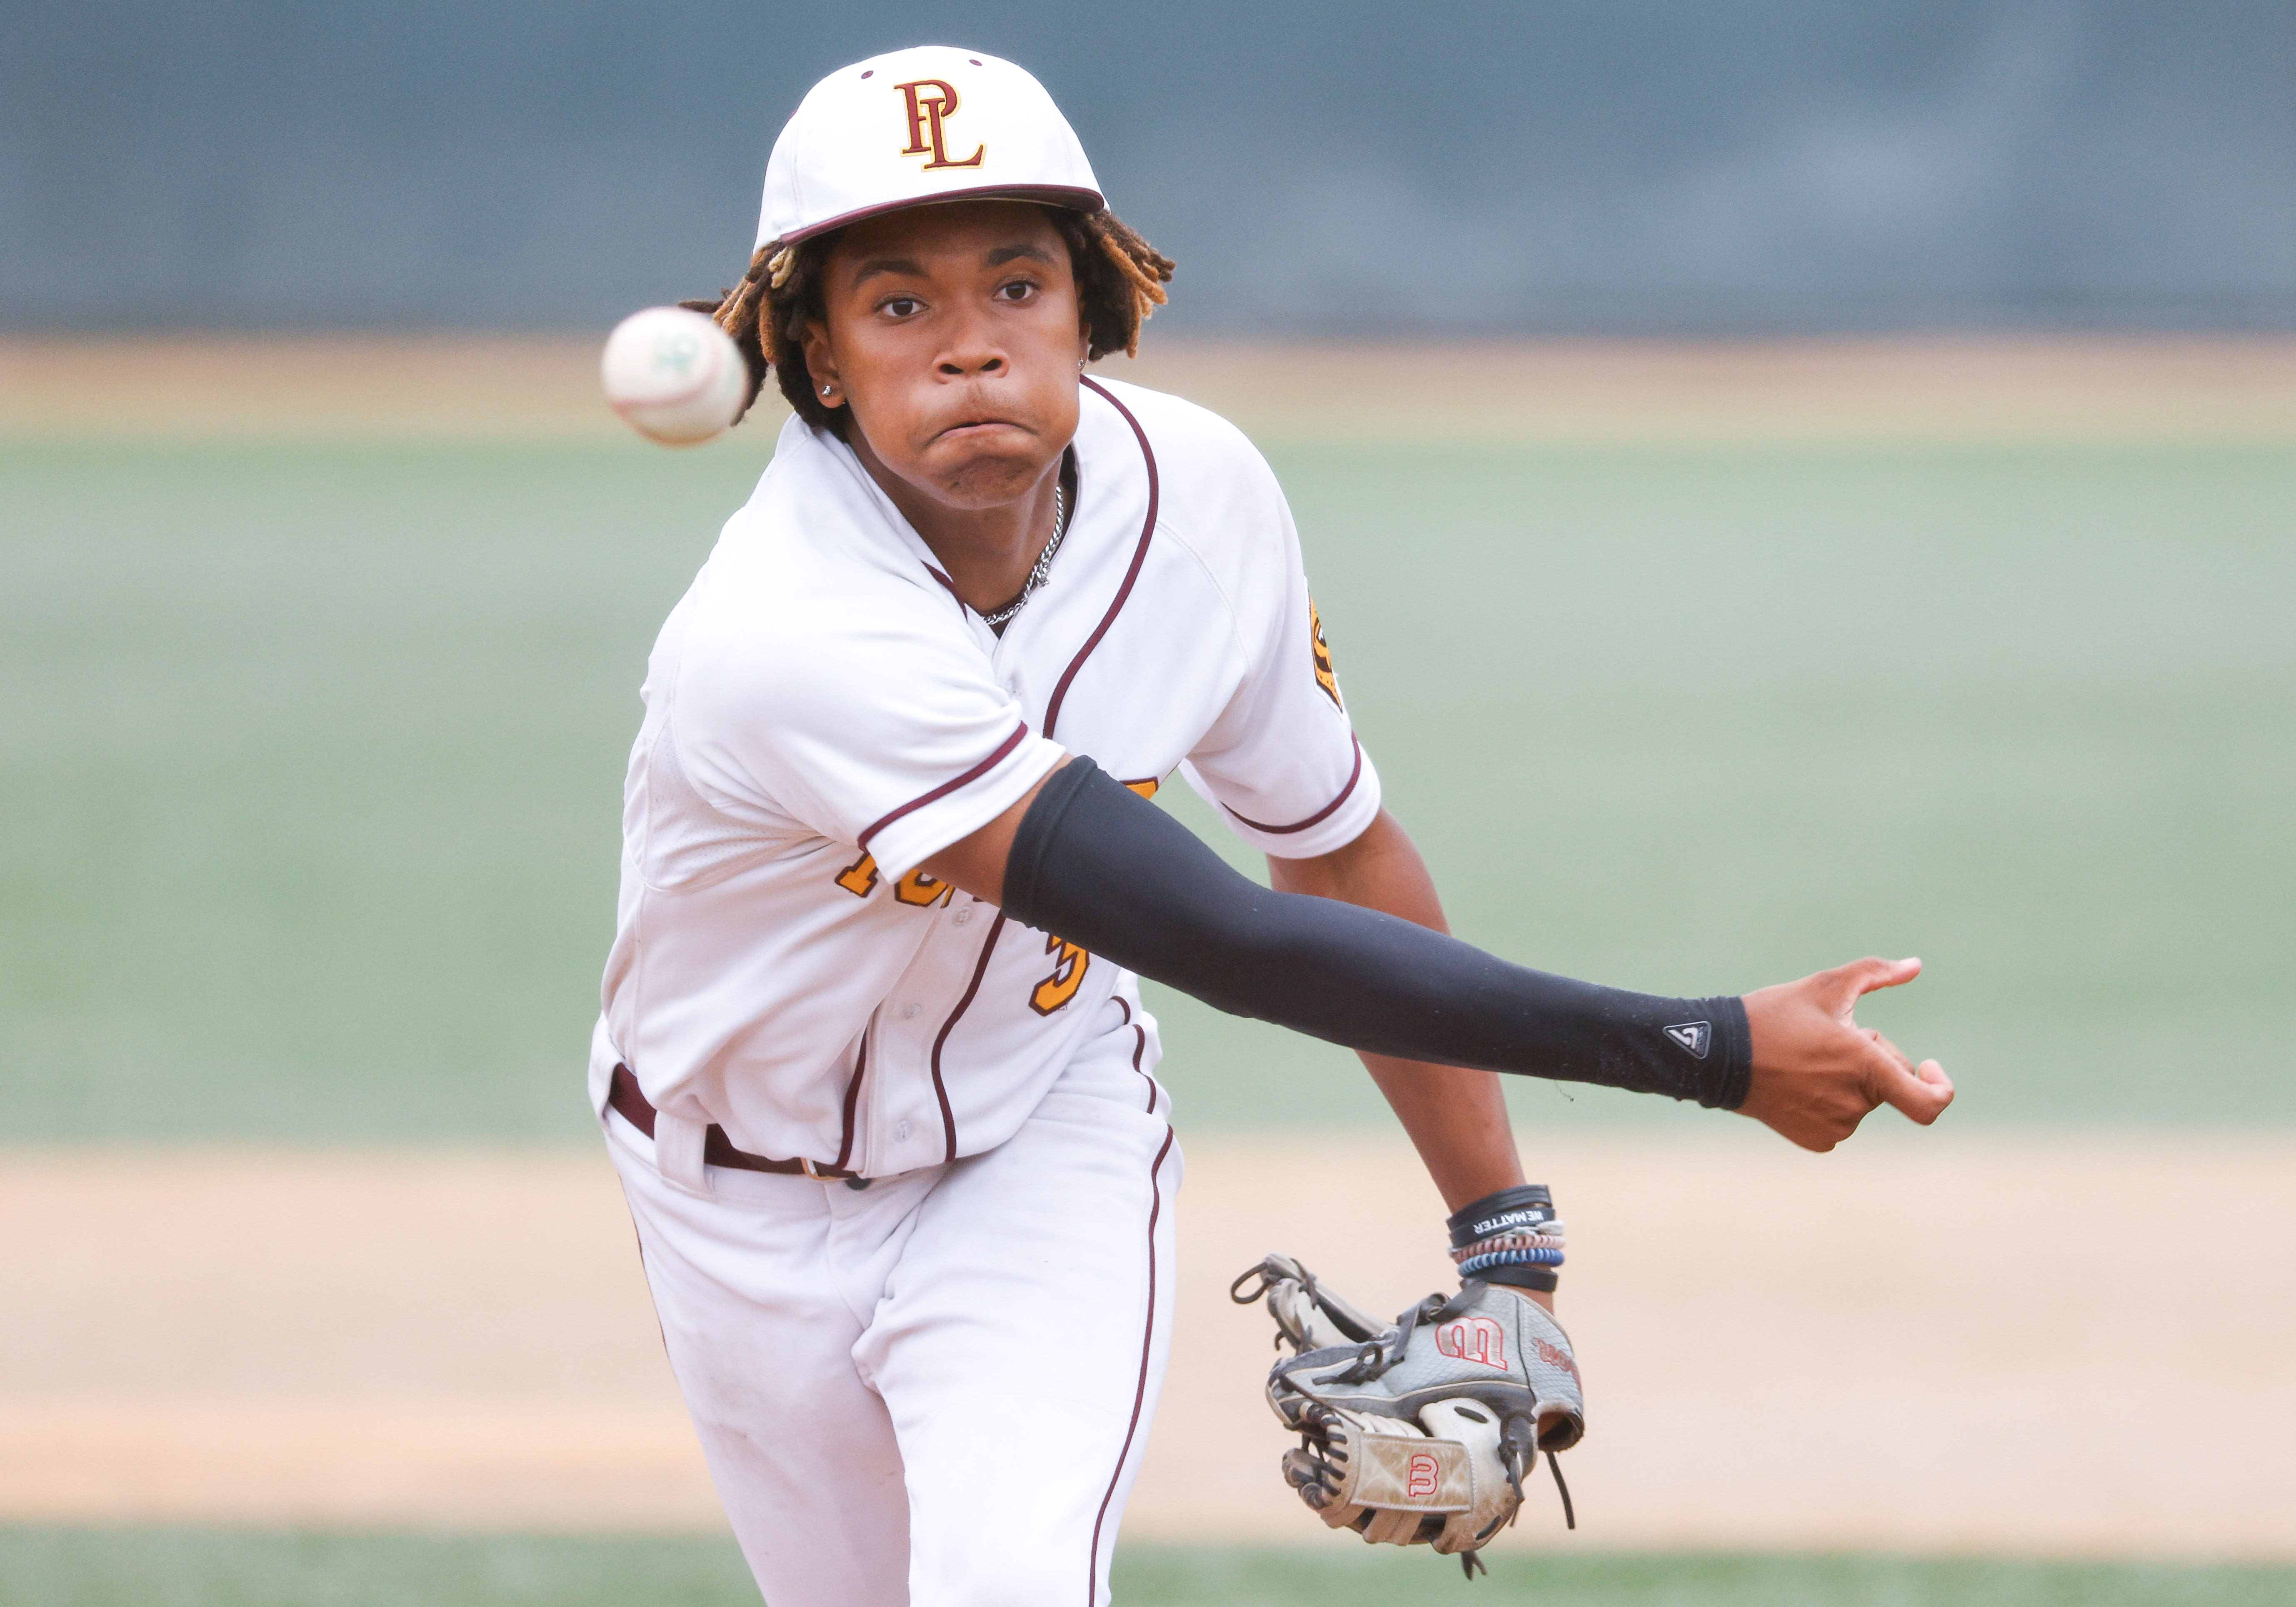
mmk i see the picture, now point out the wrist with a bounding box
[1701,993,1755,1110]
[1493,1282,1556,1315]
[1448,1182,1565,1297]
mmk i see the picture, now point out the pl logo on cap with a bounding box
[896,78,984,169]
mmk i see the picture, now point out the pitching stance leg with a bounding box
[607,1014,1179,1607]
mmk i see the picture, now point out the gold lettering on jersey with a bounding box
[834,854,957,910]
[835,850,882,898]
[1030,933,1090,1015]
[895,79,986,169]
[1123,777,1161,800]
[1309,597,1343,710]
[894,868,956,908]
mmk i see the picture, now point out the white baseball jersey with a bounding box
[590,376,1379,1176]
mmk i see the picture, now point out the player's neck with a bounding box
[848,434,1068,617]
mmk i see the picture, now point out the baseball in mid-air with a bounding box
[601,305,748,446]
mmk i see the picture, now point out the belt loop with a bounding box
[654,1110,710,1194]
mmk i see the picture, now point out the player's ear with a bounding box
[799,318,844,408]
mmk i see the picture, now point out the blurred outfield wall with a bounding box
[4,0,2292,334]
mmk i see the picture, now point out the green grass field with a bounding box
[2,1530,2290,1607]
[3,433,2291,1138]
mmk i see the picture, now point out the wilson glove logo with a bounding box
[1434,1316,1507,1370]
[1533,1336,1581,1385]
[1407,1451,1441,1499]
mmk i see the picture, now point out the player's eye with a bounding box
[880,295,923,319]
[994,279,1037,303]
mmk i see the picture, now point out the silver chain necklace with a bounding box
[979,479,1069,628]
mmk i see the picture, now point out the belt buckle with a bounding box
[800,1157,837,1181]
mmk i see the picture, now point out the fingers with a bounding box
[1834,960,1945,1125]
[1864,1026,1918,1078]
[1872,1049,1954,1125]
[1842,955,1922,998]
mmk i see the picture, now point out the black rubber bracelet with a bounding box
[1477,1264,1559,1293]
[1448,1185,1555,1250]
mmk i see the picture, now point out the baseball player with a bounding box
[592,45,1953,1605]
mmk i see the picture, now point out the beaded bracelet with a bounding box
[1458,1246,1566,1277]
[1449,1231,1566,1263]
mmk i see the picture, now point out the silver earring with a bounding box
[820,384,833,397]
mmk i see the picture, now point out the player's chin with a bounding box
[920,429,1056,505]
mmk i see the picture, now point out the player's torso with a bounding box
[606,380,1254,1175]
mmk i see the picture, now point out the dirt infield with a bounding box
[3,335,2291,444]
[2,1135,2289,1559]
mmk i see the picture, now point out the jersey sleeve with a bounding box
[674,573,1064,881]
[1179,470,1382,860]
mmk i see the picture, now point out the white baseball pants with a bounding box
[603,1009,1179,1607]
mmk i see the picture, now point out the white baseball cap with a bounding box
[755,46,1105,253]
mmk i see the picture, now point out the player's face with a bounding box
[805,201,1089,512]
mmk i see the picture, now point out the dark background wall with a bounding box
[5,0,2291,333]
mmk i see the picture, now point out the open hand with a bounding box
[1739,957,1952,1151]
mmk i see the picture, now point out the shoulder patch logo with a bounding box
[1664,1021,1711,1059]
[1309,597,1343,710]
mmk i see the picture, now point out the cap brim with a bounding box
[776,184,1105,248]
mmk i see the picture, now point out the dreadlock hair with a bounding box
[680,206,1174,441]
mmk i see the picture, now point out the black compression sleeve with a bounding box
[1002,758,1751,1108]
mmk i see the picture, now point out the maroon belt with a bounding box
[608,1063,860,1180]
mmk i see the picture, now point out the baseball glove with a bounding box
[1230,1253,1584,1579]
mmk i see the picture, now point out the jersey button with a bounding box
[952,905,972,926]
[899,1003,920,1019]
[894,1120,912,1142]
